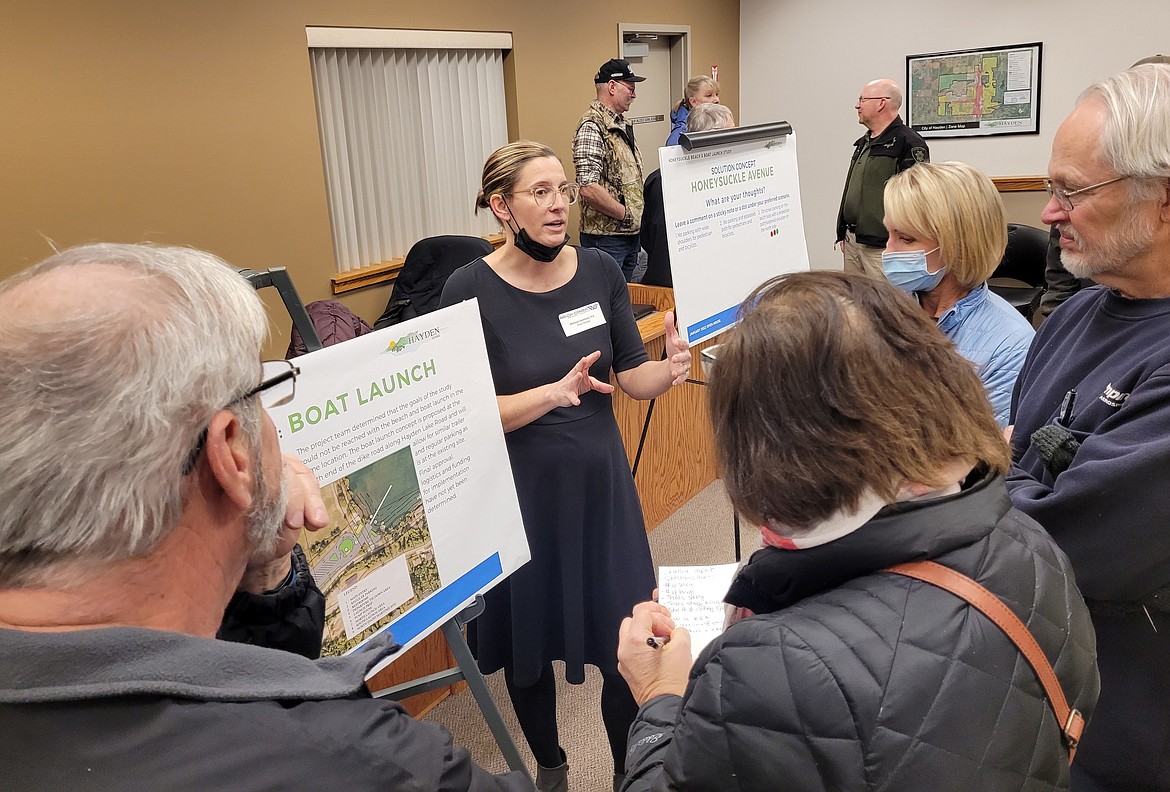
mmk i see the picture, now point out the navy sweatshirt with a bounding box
[1008,285,1170,602]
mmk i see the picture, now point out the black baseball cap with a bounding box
[594,58,646,84]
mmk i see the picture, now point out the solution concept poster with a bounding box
[267,299,528,673]
[659,128,810,345]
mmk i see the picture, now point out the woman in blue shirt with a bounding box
[881,161,1034,427]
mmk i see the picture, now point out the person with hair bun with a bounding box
[616,271,1097,791]
[666,75,720,146]
[882,161,1034,426]
[441,141,691,792]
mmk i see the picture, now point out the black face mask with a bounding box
[502,196,568,263]
[514,226,568,263]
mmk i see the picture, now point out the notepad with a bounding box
[657,562,740,662]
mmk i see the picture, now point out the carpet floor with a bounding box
[422,479,751,790]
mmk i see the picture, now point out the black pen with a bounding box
[1058,389,1077,427]
[646,636,671,650]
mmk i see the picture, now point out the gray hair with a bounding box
[1080,64,1170,201]
[0,243,268,586]
[687,103,735,133]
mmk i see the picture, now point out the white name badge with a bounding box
[559,302,607,337]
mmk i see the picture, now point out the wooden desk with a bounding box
[613,284,719,531]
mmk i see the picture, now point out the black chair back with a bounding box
[373,235,494,330]
[988,223,1049,320]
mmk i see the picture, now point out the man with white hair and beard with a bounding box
[0,244,534,791]
[1008,64,1170,791]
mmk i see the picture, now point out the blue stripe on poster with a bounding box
[686,305,739,343]
[358,552,504,651]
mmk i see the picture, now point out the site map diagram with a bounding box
[909,45,1039,136]
[303,444,441,657]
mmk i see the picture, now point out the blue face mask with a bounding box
[881,247,944,293]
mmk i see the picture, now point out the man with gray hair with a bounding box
[0,244,534,791]
[1008,64,1170,790]
[835,78,929,279]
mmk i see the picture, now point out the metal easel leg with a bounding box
[631,396,656,480]
[440,618,528,774]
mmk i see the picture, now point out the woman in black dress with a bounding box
[440,141,690,791]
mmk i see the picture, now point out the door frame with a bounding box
[617,22,691,90]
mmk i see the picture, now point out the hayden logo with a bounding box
[385,327,441,354]
[1099,382,1130,408]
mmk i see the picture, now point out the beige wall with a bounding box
[739,0,1170,268]
[1,1,739,352]
[1001,192,1049,230]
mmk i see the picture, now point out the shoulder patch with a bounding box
[912,147,929,163]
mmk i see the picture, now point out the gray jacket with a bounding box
[0,626,533,792]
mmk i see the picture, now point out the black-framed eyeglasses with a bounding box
[857,96,890,103]
[180,360,300,476]
[613,80,637,93]
[1044,176,1128,212]
[511,183,581,208]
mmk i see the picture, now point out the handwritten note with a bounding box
[658,562,740,662]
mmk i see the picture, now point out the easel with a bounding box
[634,123,797,563]
[240,266,527,776]
[628,304,740,561]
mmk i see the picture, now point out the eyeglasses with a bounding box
[180,360,300,476]
[857,96,890,103]
[1044,176,1128,211]
[512,183,581,208]
[613,80,636,93]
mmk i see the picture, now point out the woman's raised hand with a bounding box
[664,311,692,387]
[552,350,615,407]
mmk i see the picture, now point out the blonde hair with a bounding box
[883,161,1007,290]
[676,75,719,112]
[475,140,560,215]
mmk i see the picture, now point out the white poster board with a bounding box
[660,128,810,345]
[267,299,528,675]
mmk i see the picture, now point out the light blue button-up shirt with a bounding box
[934,283,1034,428]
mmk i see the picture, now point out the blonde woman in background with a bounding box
[666,75,719,146]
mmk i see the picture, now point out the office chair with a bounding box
[373,235,494,330]
[988,223,1049,322]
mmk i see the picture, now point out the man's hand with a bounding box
[238,455,328,594]
[617,601,693,705]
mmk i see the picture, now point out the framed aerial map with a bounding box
[907,42,1042,138]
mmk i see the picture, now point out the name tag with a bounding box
[559,302,607,337]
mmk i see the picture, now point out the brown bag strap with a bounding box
[886,560,1084,763]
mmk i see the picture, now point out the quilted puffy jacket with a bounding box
[624,472,1099,791]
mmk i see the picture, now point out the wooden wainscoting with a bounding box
[613,284,719,531]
